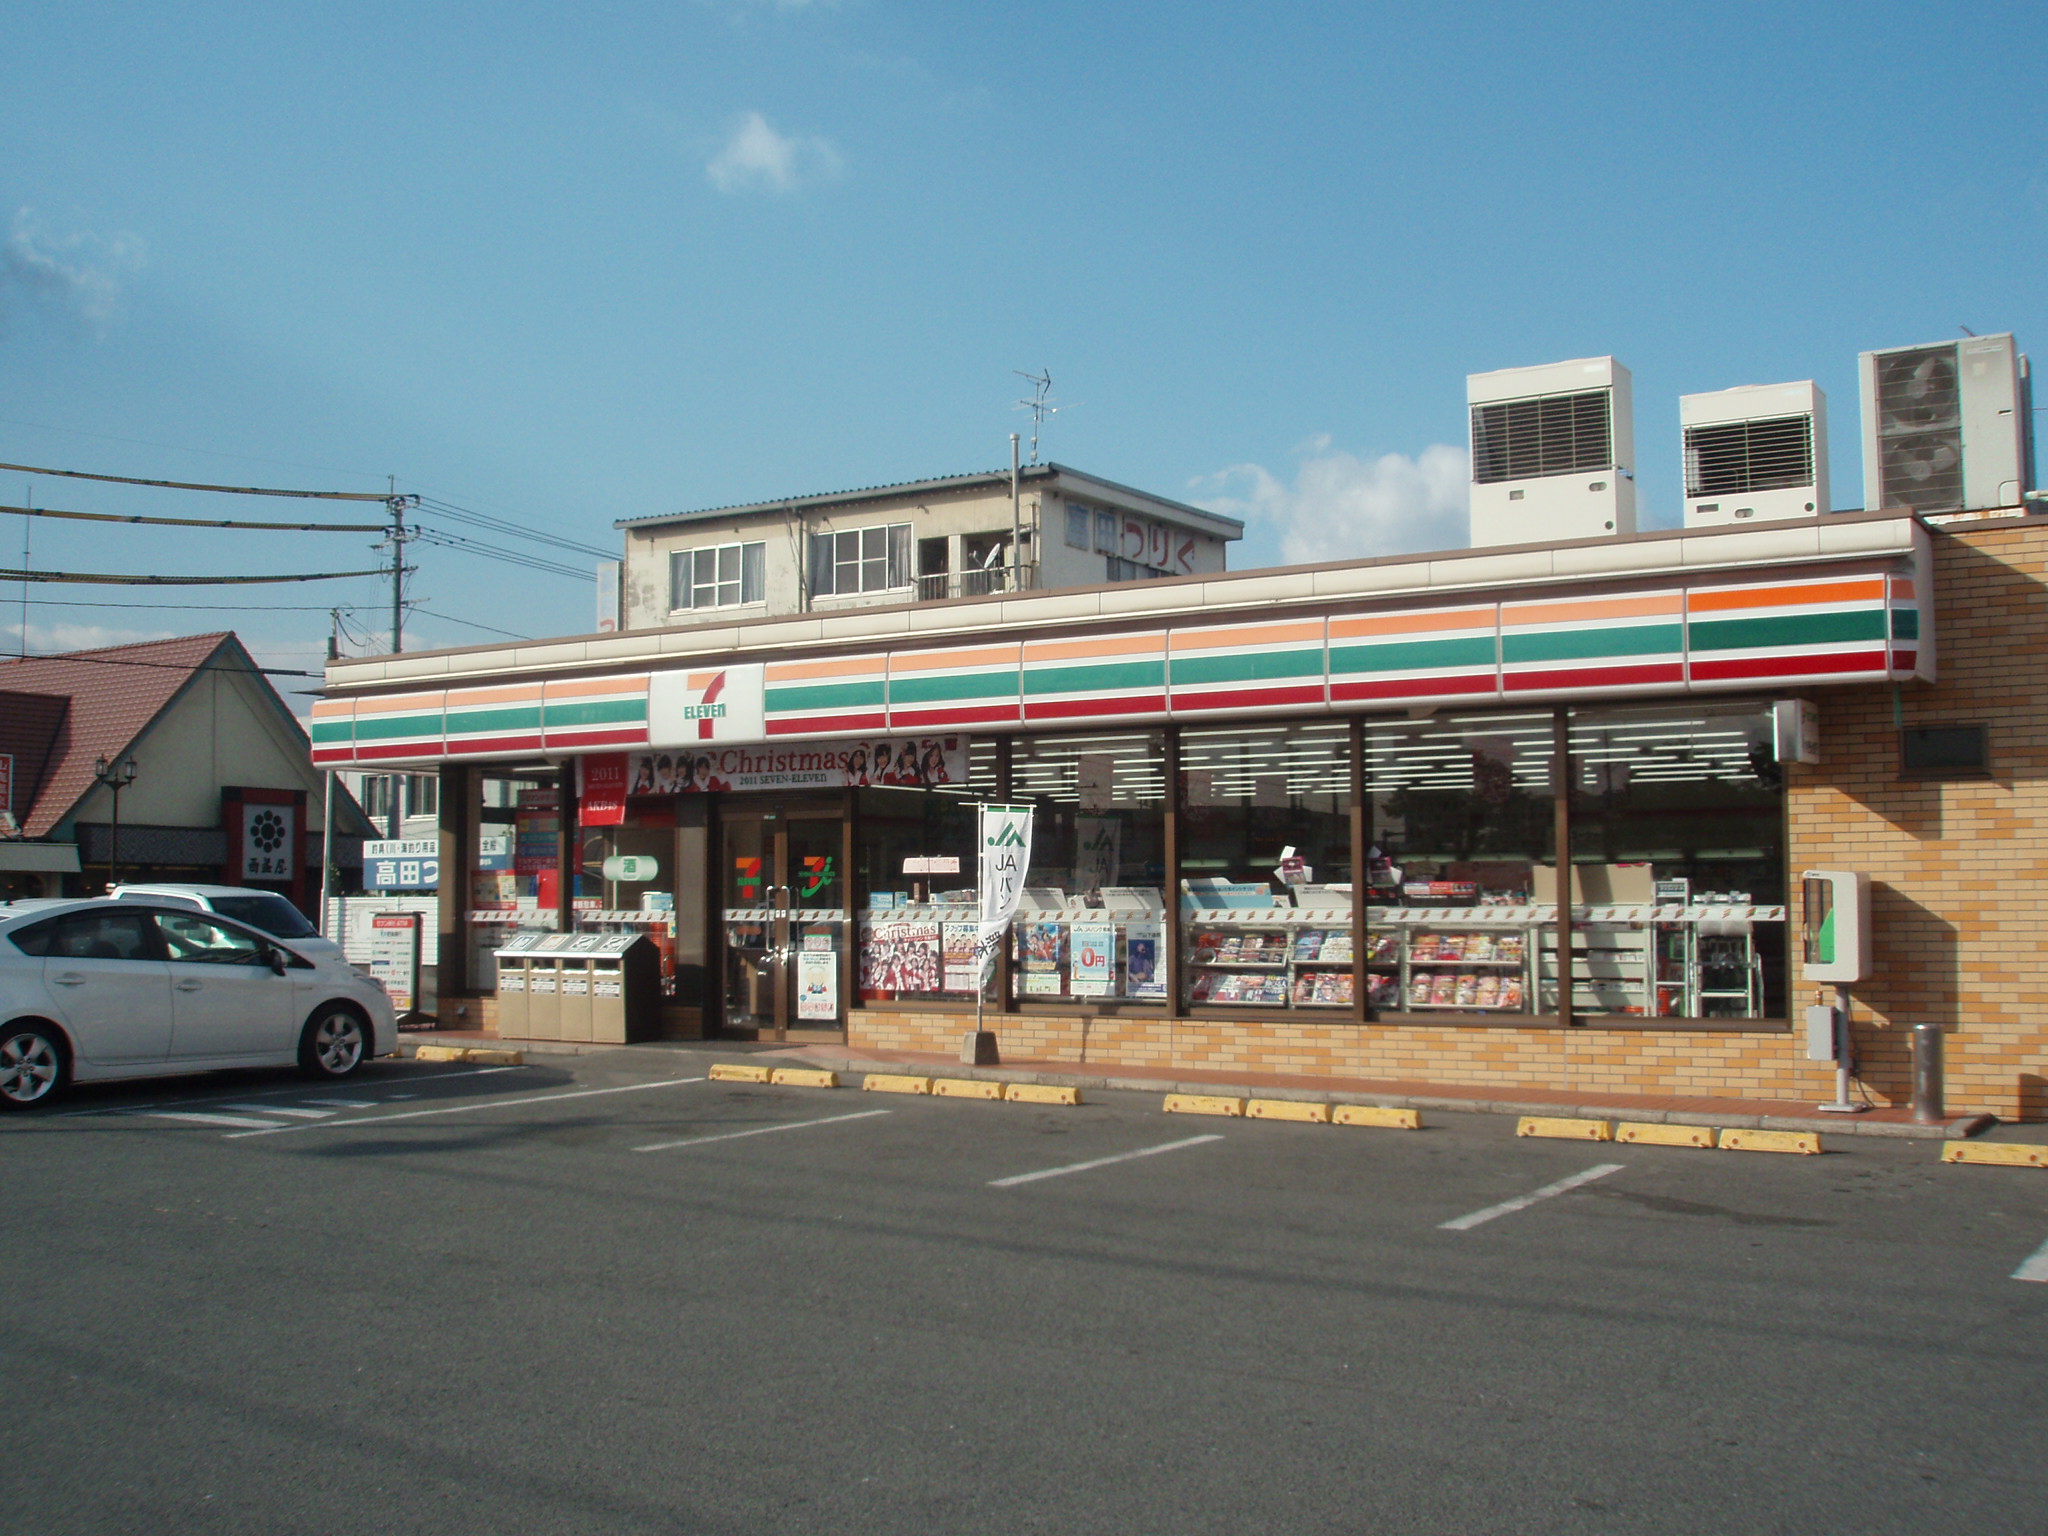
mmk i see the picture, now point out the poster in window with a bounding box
[941,923,979,992]
[1125,921,1166,998]
[1020,920,1064,994]
[860,921,941,994]
[796,949,839,1021]
[1071,923,1115,996]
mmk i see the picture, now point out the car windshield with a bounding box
[210,894,318,939]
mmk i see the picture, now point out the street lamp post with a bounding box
[92,756,137,893]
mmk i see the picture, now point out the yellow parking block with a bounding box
[1616,1122,1717,1149]
[861,1074,933,1095]
[768,1068,840,1089]
[1516,1116,1614,1142]
[1941,1142,2048,1168]
[1004,1083,1083,1106]
[1164,1094,1245,1118]
[1720,1128,1823,1156]
[708,1062,772,1083]
[1247,1098,1332,1124]
[932,1077,1005,1100]
[1332,1104,1422,1131]
[412,1045,525,1065]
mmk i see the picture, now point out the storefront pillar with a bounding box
[1551,709,1575,1028]
[437,763,474,997]
[1162,725,1183,1015]
[1348,716,1368,1024]
[555,762,577,934]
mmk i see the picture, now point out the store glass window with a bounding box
[1178,723,1353,1012]
[1568,703,1787,1020]
[468,771,557,989]
[1364,712,1557,1017]
[1008,731,1168,1006]
[669,542,766,612]
[854,739,996,1004]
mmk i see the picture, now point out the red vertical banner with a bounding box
[578,754,628,826]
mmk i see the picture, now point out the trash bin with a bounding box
[491,930,551,1037]
[587,933,662,1043]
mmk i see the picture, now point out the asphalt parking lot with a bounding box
[6,1047,2046,1536]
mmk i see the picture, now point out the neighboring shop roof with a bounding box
[613,462,1245,539]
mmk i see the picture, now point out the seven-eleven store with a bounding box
[313,506,2029,1114]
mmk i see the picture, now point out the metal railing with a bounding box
[914,563,1038,603]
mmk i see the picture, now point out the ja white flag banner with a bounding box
[976,804,1034,988]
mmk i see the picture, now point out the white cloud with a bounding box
[706,111,841,193]
[1192,441,1471,564]
[0,618,174,655]
[2,208,145,336]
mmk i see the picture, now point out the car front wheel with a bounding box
[298,1006,368,1079]
[0,1022,66,1109]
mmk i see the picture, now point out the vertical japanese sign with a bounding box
[975,804,1034,989]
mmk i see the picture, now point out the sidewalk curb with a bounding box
[774,1048,1994,1141]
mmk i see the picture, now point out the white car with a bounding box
[0,898,397,1110]
[108,883,344,962]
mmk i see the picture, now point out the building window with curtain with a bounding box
[669,542,765,612]
[807,524,912,598]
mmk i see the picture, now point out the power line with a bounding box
[0,651,319,678]
[0,459,392,501]
[0,502,386,534]
[404,604,531,640]
[0,566,389,587]
[416,495,615,560]
[412,526,596,581]
[7,597,364,612]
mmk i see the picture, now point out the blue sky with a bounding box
[3,1,2043,693]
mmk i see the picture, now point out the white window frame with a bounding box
[808,523,912,598]
[670,541,766,612]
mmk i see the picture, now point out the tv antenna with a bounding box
[1012,369,1077,464]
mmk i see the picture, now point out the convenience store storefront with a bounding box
[315,508,2026,1112]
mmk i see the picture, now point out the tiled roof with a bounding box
[0,632,240,836]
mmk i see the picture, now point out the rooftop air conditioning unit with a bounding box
[1859,334,2034,514]
[1468,356,1635,548]
[1680,381,1828,525]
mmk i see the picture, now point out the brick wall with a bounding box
[1785,518,2048,1122]
[851,518,2048,1122]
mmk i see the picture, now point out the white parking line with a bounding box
[221,1075,709,1138]
[990,1133,1226,1188]
[2014,1235,2048,1283]
[58,1064,522,1119]
[221,1104,335,1119]
[138,1111,286,1130]
[634,1108,891,1153]
[1439,1163,1627,1232]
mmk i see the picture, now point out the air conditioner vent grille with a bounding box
[1879,434,1965,512]
[1874,345,1960,436]
[1684,414,1814,498]
[1471,390,1612,484]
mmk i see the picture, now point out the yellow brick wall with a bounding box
[1785,519,2048,1122]
[850,519,2048,1122]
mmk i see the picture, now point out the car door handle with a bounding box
[175,979,204,992]
[53,972,85,986]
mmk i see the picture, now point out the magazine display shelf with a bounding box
[1184,905,1356,1010]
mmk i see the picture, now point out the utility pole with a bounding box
[382,480,416,656]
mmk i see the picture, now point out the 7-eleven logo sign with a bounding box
[650,664,765,748]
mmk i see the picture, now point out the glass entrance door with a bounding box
[719,801,848,1040]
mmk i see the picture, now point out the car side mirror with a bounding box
[267,946,289,976]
